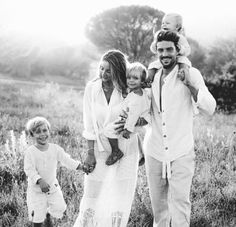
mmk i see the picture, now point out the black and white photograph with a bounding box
[0,0,235,226]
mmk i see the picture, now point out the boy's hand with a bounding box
[83,153,96,174]
[37,178,50,193]
[122,129,131,139]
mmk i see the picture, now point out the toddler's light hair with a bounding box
[127,62,147,83]
[164,13,183,31]
[26,116,51,137]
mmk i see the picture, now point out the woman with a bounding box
[73,50,142,227]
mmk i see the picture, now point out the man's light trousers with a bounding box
[145,152,195,227]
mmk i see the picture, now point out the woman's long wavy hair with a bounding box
[101,50,128,96]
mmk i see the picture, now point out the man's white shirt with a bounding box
[143,65,216,176]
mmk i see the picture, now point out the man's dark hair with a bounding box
[157,30,180,52]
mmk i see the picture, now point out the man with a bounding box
[143,30,216,227]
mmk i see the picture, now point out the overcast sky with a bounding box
[0,0,235,46]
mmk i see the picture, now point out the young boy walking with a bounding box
[24,116,83,227]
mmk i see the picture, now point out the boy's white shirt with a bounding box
[123,89,151,132]
[24,143,80,192]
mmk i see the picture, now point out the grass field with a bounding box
[0,81,235,227]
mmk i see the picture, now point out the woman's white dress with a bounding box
[73,78,140,227]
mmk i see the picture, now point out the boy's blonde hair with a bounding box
[26,116,51,137]
[127,62,147,83]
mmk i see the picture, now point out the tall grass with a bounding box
[0,82,235,226]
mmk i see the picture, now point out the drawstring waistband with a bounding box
[162,161,171,179]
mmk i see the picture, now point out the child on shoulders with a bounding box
[147,13,191,86]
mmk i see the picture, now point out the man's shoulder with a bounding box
[189,67,201,74]
[189,67,202,77]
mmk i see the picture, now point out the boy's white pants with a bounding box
[27,185,66,223]
[145,152,195,227]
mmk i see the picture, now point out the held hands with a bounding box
[37,178,50,193]
[83,150,96,175]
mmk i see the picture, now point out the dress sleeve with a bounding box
[82,81,96,140]
[56,145,81,170]
[24,149,41,184]
[189,68,216,115]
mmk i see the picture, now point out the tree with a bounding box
[85,5,164,65]
[203,38,236,113]
[31,41,98,84]
[187,38,206,73]
[203,38,236,77]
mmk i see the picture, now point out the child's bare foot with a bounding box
[177,67,190,85]
[177,68,185,81]
[139,156,145,166]
[106,149,124,166]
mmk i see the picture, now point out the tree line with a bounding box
[0,5,235,112]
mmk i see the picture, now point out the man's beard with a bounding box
[161,57,176,69]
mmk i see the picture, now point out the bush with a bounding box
[207,74,236,113]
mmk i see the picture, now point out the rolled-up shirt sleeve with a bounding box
[24,150,41,185]
[82,81,96,140]
[57,145,81,170]
[190,68,216,115]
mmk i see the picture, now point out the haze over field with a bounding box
[0,0,235,46]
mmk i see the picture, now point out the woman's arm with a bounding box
[82,82,97,140]
[82,81,97,173]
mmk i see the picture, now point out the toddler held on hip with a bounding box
[104,62,151,166]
